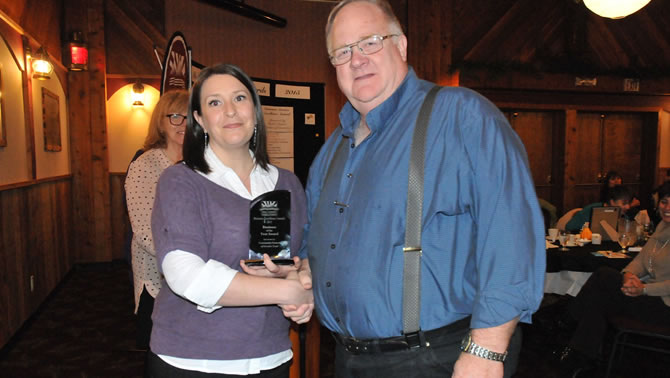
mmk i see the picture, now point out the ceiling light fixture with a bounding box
[583,0,652,19]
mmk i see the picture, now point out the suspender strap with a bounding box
[402,86,441,340]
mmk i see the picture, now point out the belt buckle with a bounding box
[404,330,426,349]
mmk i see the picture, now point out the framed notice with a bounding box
[0,69,6,147]
[42,88,61,152]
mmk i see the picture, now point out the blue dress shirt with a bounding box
[300,68,546,338]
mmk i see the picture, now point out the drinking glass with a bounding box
[618,232,632,253]
[617,218,634,253]
[558,230,569,251]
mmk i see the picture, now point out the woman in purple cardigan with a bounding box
[148,63,312,377]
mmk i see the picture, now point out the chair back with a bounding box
[556,208,582,230]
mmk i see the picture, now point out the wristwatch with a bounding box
[460,332,508,362]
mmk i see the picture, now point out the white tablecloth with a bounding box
[544,271,592,296]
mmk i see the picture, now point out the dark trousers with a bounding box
[333,322,522,378]
[146,351,291,378]
[136,286,155,350]
[568,266,670,358]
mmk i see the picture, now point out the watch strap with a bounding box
[461,333,508,362]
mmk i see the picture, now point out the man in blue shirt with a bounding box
[286,1,545,376]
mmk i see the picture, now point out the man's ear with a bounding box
[396,34,408,62]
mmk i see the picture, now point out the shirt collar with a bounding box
[203,146,270,178]
[338,67,419,137]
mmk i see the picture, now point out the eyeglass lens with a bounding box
[167,114,186,126]
[331,35,392,66]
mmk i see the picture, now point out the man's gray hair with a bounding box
[325,0,404,51]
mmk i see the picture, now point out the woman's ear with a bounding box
[193,111,204,131]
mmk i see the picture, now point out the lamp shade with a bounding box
[32,47,53,80]
[68,31,88,71]
[583,0,652,19]
[132,81,145,107]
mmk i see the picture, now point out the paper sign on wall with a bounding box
[275,84,310,100]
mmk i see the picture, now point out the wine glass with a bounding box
[558,230,569,251]
[618,232,632,253]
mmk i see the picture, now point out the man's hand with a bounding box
[453,353,504,378]
[295,258,312,289]
[280,259,314,323]
[281,268,314,323]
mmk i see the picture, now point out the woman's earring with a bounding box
[204,132,209,146]
[252,125,257,149]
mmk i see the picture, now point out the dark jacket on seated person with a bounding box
[566,185,632,232]
[565,202,602,232]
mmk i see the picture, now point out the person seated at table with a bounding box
[599,171,641,215]
[565,185,632,232]
[557,180,670,377]
[539,198,558,233]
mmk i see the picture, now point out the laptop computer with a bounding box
[590,206,621,241]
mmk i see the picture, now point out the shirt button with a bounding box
[350,143,355,148]
[330,244,336,249]
[338,208,344,213]
[335,317,341,323]
[326,281,332,287]
[346,173,353,178]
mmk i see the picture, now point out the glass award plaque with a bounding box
[245,190,293,266]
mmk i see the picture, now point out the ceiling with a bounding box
[449,0,670,78]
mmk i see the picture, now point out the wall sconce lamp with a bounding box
[32,47,53,80]
[583,0,652,19]
[132,80,145,107]
[68,31,89,71]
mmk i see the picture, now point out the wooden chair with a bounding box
[556,208,582,231]
[605,316,670,378]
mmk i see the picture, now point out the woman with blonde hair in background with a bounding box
[125,89,189,350]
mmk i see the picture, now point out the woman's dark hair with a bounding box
[183,63,270,173]
[600,171,622,202]
[656,181,670,202]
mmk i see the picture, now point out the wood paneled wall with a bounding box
[0,0,73,351]
[0,178,72,347]
[65,0,113,263]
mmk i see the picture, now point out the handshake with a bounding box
[241,254,314,324]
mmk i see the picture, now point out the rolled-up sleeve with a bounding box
[464,112,546,327]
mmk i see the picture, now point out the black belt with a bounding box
[332,316,471,355]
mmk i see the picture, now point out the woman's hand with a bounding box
[621,272,645,296]
[621,284,645,297]
[239,254,300,278]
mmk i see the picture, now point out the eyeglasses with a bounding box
[166,113,187,126]
[329,34,399,66]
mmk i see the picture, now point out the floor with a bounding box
[1,261,669,377]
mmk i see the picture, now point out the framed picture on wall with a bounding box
[42,88,61,152]
[0,69,6,147]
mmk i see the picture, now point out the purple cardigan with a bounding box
[150,163,307,360]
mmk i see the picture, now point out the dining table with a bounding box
[544,240,639,296]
